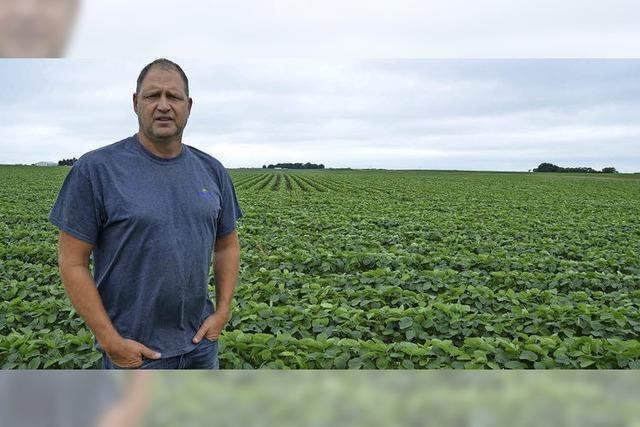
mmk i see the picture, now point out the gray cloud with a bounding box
[0,59,639,172]
[66,1,640,57]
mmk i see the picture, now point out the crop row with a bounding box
[241,240,639,279]
[2,325,638,370]
[219,331,640,369]
[225,300,640,343]
[4,283,637,347]
[236,272,640,314]
[0,327,102,369]
[4,241,636,277]
[232,173,338,192]
[3,274,638,346]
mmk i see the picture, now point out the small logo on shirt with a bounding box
[199,187,215,200]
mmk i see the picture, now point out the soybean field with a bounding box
[1,165,640,369]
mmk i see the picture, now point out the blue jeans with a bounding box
[102,339,219,369]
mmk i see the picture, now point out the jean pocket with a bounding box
[104,354,145,370]
[186,339,219,369]
[112,361,144,370]
[105,359,132,370]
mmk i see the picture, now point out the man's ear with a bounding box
[132,93,138,114]
[188,97,193,114]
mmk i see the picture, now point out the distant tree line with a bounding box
[533,163,618,174]
[262,162,325,169]
[58,158,78,166]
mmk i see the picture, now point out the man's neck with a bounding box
[136,132,183,159]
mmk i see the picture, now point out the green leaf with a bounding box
[375,357,389,369]
[579,358,596,368]
[348,358,363,369]
[520,351,539,362]
[259,350,272,361]
[334,354,350,369]
[505,361,526,369]
[399,317,413,330]
[27,357,41,369]
[43,358,58,369]
[402,359,415,369]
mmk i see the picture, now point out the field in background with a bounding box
[1,165,639,368]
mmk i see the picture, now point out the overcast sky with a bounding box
[67,0,640,58]
[1,59,639,171]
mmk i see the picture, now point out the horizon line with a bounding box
[3,163,639,174]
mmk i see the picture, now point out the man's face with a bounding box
[0,0,78,57]
[133,67,193,144]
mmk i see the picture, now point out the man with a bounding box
[49,58,243,369]
[0,0,79,57]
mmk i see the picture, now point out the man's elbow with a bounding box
[215,230,240,252]
[57,231,94,276]
[58,257,88,284]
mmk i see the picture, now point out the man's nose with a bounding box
[157,95,171,111]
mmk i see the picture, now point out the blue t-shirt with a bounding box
[49,134,243,358]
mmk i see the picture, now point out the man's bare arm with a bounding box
[193,229,240,343]
[58,230,161,367]
[57,230,120,349]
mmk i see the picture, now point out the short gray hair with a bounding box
[136,58,189,96]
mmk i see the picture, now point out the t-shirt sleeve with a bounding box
[216,168,243,238]
[48,165,103,245]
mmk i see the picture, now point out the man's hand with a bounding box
[192,309,231,344]
[105,336,162,368]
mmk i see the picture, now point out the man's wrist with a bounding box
[215,303,232,316]
[98,330,122,352]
